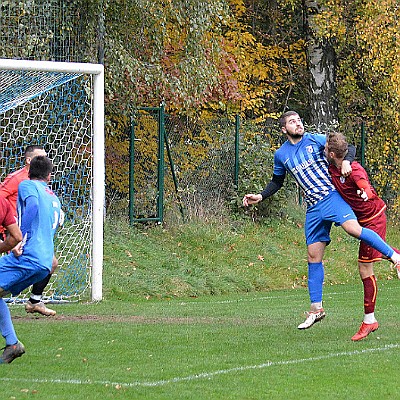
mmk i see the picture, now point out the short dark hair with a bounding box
[326,131,348,158]
[29,155,53,180]
[25,145,44,159]
[279,111,299,129]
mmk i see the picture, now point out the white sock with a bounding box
[311,302,322,311]
[391,251,400,264]
[29,294,42,302]
[363,313,377,324]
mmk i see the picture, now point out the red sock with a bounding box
[363,275,377,314]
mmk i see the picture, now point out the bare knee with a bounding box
[307,242,326,263]
[358,262,374,279]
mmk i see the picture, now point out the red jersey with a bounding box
[0,196,17,228]
[329,161,386,222]
[0,167,29,216]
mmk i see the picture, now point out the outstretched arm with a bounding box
[243,174,285,206]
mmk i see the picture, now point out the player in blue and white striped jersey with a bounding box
[243,111,400,330]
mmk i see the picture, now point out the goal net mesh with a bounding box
[0,68,93,303]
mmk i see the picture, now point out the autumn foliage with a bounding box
[100,0,399,216]
[313,0,400,214]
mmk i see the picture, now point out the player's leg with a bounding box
[341,219,399,264]
[351,214,388,341]
[0,261,50,363]
[326,191,400,265]
[371,211,400,278]
[25,256,57,316]
[307,241,326,310]
[0,265,25,364]
[25,274,55,316]
[0,298,25,364]
[298,207,330,330]
[351,259,379,341]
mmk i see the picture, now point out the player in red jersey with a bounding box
[0,145,57,316]
[325,131,400,341]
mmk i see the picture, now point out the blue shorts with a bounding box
[0,253,49,296]
[305,190,356,246]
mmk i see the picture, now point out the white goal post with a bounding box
[0,58,104,302]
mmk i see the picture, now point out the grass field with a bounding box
[2,280,400,399]
[1,214,399,399]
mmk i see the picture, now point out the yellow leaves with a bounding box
[335,0,400,217]
[308,0,346,40]
[105,134,129,195]
[227,0,247,18]
[217,24,305,115]
[225,30,256,47]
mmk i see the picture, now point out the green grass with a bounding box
[1,211,400,399]
[104,214,400,300]
[2,282,400,399]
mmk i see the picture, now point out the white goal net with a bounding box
[0,59,104,303]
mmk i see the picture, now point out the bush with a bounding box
[232,120,300,221]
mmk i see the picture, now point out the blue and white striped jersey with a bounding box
[273,132,335,207]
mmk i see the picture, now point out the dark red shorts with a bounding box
[358,212,387,263]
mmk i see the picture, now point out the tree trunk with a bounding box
[97,0,105,65]
[304,0,338,130]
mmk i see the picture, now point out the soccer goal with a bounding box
[0,58,104,302]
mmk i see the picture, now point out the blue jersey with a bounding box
[273,132,335,207]
[16,180,61,270]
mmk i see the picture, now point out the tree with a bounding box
[312,0,400,215]
[210,0,308,119]
[304,0,338,129]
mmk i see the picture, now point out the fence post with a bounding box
[234,114,240,189]
[360,121,366,167]
[129,115,136,225]
[157,104,165,223]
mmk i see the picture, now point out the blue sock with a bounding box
[359,228,394,258]
[308,262,324,303]
[0,299,18,345]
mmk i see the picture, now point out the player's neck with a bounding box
[333,157,344,169]
[287,135,303,145]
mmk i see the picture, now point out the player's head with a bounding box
[29,155,53,182]
[325,131,348,163]
[279,111,304,139]
[24,145,47,167]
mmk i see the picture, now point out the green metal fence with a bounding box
[124,112,398,224]
[129,109,240,223]
[129,107,165,224]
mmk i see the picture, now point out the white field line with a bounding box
[178,290,356,305]
[0,344,399,388]
[178,284,399,305]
